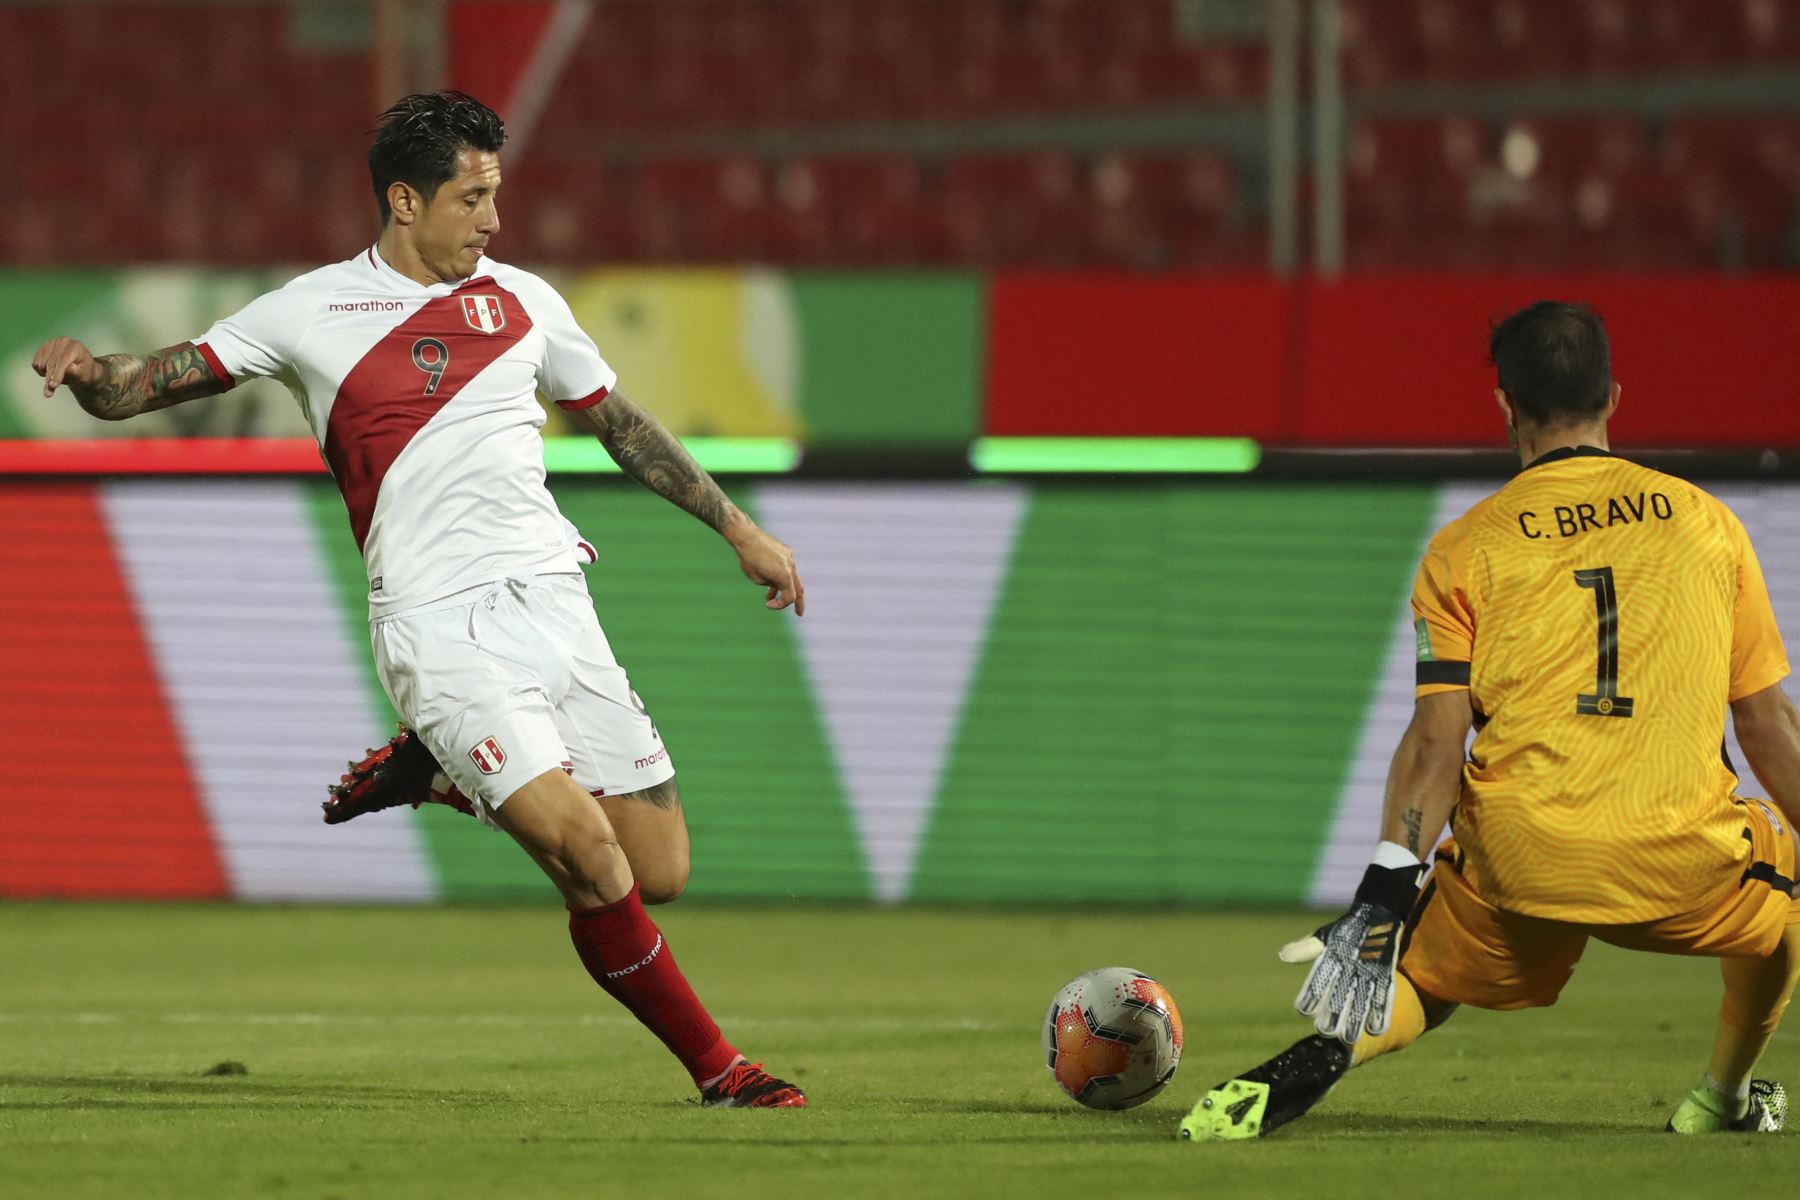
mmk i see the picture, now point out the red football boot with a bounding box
[323,727,477,824]
[699,1060,808,1109]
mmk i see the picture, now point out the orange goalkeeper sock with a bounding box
[1351,972,1428,1068]
[1710,922,1800,1093]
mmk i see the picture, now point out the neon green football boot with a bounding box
[1665,1080,1787,1134]
[1178,1035,1350,1142]
[1180,1078,1275,1141]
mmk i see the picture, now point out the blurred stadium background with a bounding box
[3,0,1799,909]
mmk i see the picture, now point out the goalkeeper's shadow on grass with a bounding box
[0,1074,503,1112]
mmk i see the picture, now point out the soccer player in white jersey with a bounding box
[31,91,808,1108]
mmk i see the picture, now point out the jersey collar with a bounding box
[364,244,492,293]
[1521,444,1612,471]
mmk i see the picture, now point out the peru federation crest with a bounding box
[461,294,506,334]
[468,736,507,775]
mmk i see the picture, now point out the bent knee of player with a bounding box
[506,781,631,893]
[622,816,684,899]
[610,777,688,903]
[558,824,629,893]
[636,855,690,905]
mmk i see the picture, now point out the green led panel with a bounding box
[541,437,803,474]
[969,437,1262,474]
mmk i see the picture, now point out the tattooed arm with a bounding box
[574,388,746,533]
[1377,690,1473,857]
[32,338,228,420]
[568,389,806,614]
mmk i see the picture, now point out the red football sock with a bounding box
[568,882,741,1086]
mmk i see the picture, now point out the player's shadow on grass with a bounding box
[1305,1111,1633,1137]
[923,1097,1168,1120]
[588,1095,1176,1144]
[636,1095,1151,1121]
[0,1074,501,1113]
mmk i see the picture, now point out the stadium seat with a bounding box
[1344,116,1487,234]
[10,0,1800,271]
[1341,0,1800,88]
[1664,117,1800,199]
[1511,116,1653,181]
[802,155,923,207]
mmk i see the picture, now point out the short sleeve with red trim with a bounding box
[1724,507,1791,701]
[1411,520,1477,697]
[191,280,314,390]
[521,279,615,411]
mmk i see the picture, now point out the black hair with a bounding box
[1487,301,1613,426]
[368,91,507,224]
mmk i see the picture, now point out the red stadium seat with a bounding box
[1414,0,1483,81]
[1345,116,1487,232]
[638,158,729,204]
[1665,117,1800,199]
[1739,0,1800,64]
[1341,0,1799,90]
[1637,0,1736,71]
[12,0,1797,271]
[944,152,1081,206]
[801,155,924,209]
[1510,116,1652,180]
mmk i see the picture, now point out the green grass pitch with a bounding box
[2,903,1789,1198]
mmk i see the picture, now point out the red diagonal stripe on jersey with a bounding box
[323,279,533,550]
[0,484,226,898]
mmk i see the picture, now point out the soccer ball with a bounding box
[1043,967,1184,1110]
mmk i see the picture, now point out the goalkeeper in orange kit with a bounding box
[1182,301,1800,1140]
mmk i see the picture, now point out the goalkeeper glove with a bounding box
[1279,843,1425,1044]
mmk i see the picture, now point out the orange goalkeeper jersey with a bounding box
[1412,446,1791,923]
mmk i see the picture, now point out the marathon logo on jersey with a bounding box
[328,299,407,313]
[461,294,507,334]
[468,735,507,775]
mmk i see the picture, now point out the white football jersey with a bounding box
[194,246,613,616]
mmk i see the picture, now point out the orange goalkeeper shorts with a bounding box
[1399,799,1800,1011]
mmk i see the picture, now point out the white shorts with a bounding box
[370,573,675,821]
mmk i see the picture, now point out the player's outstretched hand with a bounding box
[31,337,105,398]
[727,520,806,616]
[1278,856,1424,1044]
